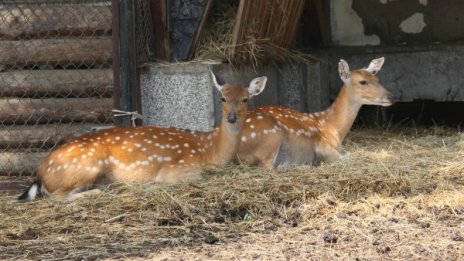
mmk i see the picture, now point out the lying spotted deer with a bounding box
[237,57,392,168]
[19,72,268,201]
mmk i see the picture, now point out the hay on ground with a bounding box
[0,127,463,260]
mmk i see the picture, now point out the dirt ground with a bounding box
[1,127,463,260]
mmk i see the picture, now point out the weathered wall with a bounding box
[329,0,464,103]
[331,0,464,46]
[326,45,464,102]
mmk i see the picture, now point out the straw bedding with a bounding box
[194,0,314,66]
[0,127,463,260]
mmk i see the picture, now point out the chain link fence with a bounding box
[0,0,114,176]
[134,0,155,66]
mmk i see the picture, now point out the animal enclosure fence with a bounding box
[0,0,114,177]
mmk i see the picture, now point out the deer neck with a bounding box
[321,85,362,144]
[204,120,243,166]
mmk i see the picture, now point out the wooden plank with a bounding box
[0,97,113,124]
[0,4,111,39]
[0,69,113,98]
[150,0,170,61]
[230,0,247,57]
[0,123,113,150]
[0,177,32,194]
[315,0,332,45]
[189,0,214,60]
[0,152,46,176]
[0,37,112,66]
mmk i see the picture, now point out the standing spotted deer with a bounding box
[18,72,267,201]
[237,58,392,168]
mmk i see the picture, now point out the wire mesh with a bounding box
[134,0,155,65]
[0,0,114,176]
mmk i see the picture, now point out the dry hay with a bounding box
[193,0,315,67]
[0,127,463,260]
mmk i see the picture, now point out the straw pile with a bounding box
[194,0,314,67]
[1,127,463,260]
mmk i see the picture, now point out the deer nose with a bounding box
[227,113,237,123]
[387,93,395,103]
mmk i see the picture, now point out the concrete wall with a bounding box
[326,44,464,102]
[331,0,464,46]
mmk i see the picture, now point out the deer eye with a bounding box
[359,80,368,85]
[242,98,248,103]
[221,97,226,102]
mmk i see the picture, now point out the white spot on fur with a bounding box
[27,183,38,200]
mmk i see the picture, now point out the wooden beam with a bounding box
[0,97,113,124]
[0,37,112,66]
[0,177,32,194]
[0,152,46,176]
[189,0,214,60]
[0,69,113,98]
[150,0,170,61]
[0,123,113,150]
[0,4,111,39]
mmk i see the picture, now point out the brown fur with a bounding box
[30,77,267,199]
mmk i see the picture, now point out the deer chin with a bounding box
[363,98,392,107]
[225,120,243,133]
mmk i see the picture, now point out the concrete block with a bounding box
[140,64,215,131]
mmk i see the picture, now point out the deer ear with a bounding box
[365,57,385,75]
[338,59,351,85]
[248,76,268,97]
[210,69,223,92]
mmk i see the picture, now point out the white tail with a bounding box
[19,73,267,200]
[237,57,392,168]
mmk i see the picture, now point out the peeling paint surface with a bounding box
[341,0,464,45]
[419,0,428,6]
[331,0,380,46]
[399,13,426,34]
